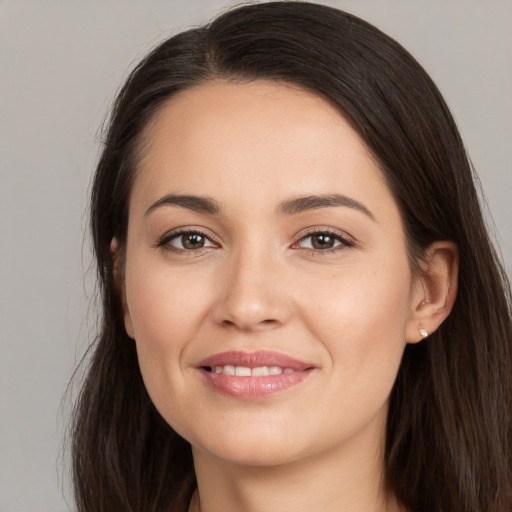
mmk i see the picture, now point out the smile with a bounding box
[197,351,315,400]
[205,365,298,376]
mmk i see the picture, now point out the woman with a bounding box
[72,2,512,511]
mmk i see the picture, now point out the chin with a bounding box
[193,434,307,467]
[169,410,306,466]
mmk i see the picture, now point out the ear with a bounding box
[110,238,135,339]
[405,241,459,344]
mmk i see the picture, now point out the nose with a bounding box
[212,246,292,332]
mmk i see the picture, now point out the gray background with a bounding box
[1,1,510,510]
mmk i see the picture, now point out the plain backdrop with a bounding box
[1,1,511,510]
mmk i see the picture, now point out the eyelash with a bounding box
[156,227,354,256]
[156,229,218,255]
[292,227,355,255]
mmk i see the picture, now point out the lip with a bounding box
[197,350,315,400]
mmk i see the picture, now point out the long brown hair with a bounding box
[72,2,512,511]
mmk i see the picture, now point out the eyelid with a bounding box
[156,226,220,253]
[291,226,355,252]
[154,225,355,255]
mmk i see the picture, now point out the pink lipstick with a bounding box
[197,351,315,399]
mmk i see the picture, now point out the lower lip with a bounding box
[199,369,313,400]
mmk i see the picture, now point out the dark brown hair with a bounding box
[72,2,512,511]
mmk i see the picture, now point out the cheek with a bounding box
[300,255,412,386]
[123,256,211,390]
[293,261,412,441]
[304,260,411,333]
[123,257,218,435]
[125,254,207,340]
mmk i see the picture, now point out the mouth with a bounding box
[203,365,301,376]
[197,351,315,400]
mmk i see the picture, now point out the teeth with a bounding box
[252,366,270,376]
[223,365,236,376]
[209,365,296,376]
[235,366,251,376]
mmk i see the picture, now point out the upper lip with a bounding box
[197,350,314,371]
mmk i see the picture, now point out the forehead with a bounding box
[131,80,395,222]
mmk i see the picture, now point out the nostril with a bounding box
[218,317,280,334]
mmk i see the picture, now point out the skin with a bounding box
[118,80,458,512]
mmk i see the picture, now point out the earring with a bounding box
[419,328,429,339]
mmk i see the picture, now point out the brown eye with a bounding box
[310,234,336,249]
[181,233,206,250]
[295,230,353,252]
[161,230,217,251]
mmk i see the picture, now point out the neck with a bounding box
[189,417,402,512]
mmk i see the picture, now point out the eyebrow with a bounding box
[145,194,222,217]
[144,192,374,221]
[276,194,375,221]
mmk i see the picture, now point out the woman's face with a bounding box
[122,80,423,466]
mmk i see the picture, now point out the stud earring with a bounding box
[419,328,429,339]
